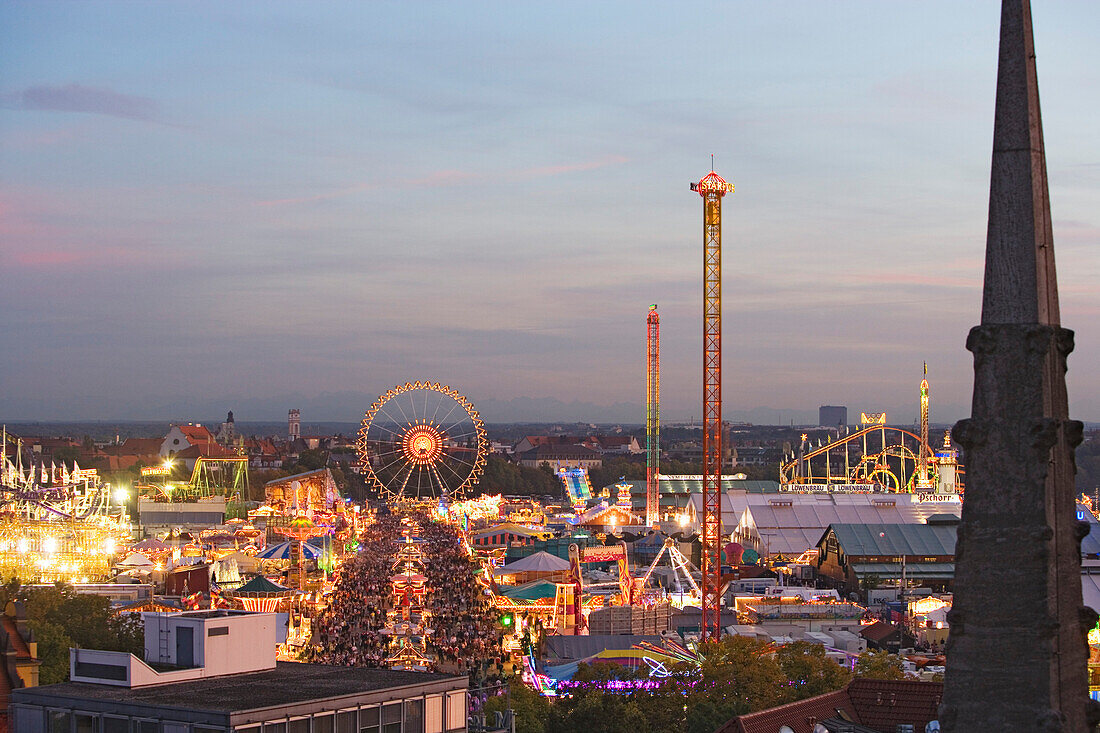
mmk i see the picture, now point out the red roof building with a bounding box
[717,678,943,733]
[0,601,41,733]
[160,424,216,457]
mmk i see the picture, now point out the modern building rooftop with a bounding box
[15,663,465,714]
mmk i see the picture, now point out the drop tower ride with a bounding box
[646,305,660,527]
[691,167,734,641]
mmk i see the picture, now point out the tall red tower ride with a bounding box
[646,305,660,526]
[691,168,733,642]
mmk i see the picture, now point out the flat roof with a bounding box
[15,663,465,713]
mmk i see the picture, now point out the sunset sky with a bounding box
[2,2,1098,424]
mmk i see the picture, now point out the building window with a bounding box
[358,707,379,733]
[445,692,466,733]
[74,714,96,733]
[265,722,286,733]
[49,711,72,733]
[423,696,442,733]
[336,711,356,733]
[381,704,401,733]
[288,720,308,733]
[403,700,423,733]
[312,714,333,733]
[103,718,129,733]
[14,706,43,733]
[208,626,230,636]
[74,661,128,681]
[136,720,157,733]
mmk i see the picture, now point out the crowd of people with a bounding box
[418,518,504,674]
[306,513,403,666]
[306,511,504,675]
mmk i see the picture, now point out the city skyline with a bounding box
[2,2,1098,423]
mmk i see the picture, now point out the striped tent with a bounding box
[257,541,321,560]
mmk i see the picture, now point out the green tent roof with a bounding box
[826,523,957,556]
[500,579,559,601]
[235,575,289,594]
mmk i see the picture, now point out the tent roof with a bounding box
[257,541,321,560]
[825,523,957,556]
[131,538,171,552]
[500,579,560,600]
[117,552,155,567]
[236,575,289,593]
[493,551,570,575]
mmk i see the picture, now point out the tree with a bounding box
[854,649,906,680]
[287,449,328,472]
[482,680,550,733]
[249,468,288,502]
[52,446,81,469]
[10,582,144,684]
[775,640,852,699]
[686,635,787,731]
[859,574,882,593]
[551,695,647,733]
[478,456,560,497]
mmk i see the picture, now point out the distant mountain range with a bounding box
[0,390,1001,428]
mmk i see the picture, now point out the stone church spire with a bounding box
[942,1,1093,730]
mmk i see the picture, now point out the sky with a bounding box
[1,2,1098,425]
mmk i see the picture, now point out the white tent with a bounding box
[116,552,155,568]
[218,550,262,573]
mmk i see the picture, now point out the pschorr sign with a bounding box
[913,494,961,503]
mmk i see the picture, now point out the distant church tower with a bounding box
[217,410,235,445]
[942,1,1092,730]
[288,409,301,441]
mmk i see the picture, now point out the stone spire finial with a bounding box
[980,0,1059,326]
[941,1,1093,731]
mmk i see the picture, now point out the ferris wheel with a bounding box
[357,381,488,503]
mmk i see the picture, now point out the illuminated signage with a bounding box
[141,466,171,477]
[72,469,98,481]
[860,412,887,425]
[779,483,883,493]
[583,545,627,562]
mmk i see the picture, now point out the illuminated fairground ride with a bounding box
[778,422,962,494]
[357,382,488,504]
[137,455,249,502]
[0,432,130,582]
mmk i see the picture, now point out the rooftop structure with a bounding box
[10,610,469,733]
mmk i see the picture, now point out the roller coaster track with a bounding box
[779,425,932,490]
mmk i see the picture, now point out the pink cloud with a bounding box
[11,250,85,267]
[6,84,158,121]
[255,155,629,207]
[841,271,982,290]
[0,191,171,270]
[1054,219,1100,244]
[513,155,629,180]
[256,182,380,207]
[405,169,480,186]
